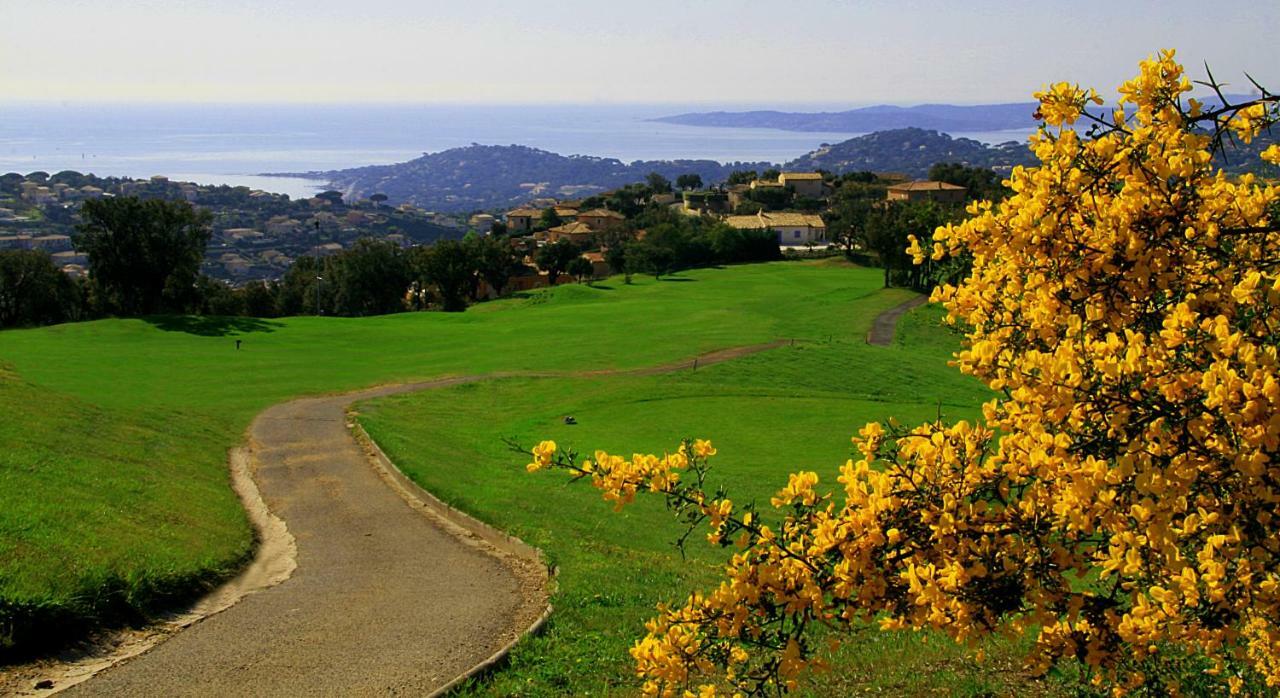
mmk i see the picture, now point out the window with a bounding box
[794,230,801,239]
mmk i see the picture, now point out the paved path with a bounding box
[61,341,787,697]
[866,295,928,346]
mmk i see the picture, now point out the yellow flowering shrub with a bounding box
[526,50,1280,696]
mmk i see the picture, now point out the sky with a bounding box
[3,0,1277,106]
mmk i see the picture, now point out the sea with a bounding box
[0,103,1037,199]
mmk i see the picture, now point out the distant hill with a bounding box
[784,128,1035,177]
[652,103,1039,133]
[306,145,771,212]
[292,121,1276,212]
[651,95,1265,135]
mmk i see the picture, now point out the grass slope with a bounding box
[0,261,913,653]
[351,303,1045,695]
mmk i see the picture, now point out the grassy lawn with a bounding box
[351,303,1052,695]
[0,261,920,652]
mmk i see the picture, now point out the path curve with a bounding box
[867,295,928,346]
[40,341,786,696]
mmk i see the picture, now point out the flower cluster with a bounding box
[528,50,1280,695]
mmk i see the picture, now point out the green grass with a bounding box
[0,261,913,652]
[350,295,1049,695]
[0,259,1051,692]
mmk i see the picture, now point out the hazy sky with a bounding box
[3,0,1276,106]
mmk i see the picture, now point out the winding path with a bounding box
[55,342,786,697]
[24,296,927,696]
[867,295,928,346]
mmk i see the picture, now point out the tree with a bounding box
[727,170,759,186]
[646,172,673,195]
[567,256,594,284]
[239,280,279,317]
[534,239,579,286]
[74,196,213,315]
[861,200,950,289]
[604,245,630,284]
[524,52,1280,696]
[539,207,563,230]
[369,193,389,207]
[314,190,345,206]
[330,238,413,316]
[469,234,522,298]
[627,241,676,279]
[0,250,81,328]
[676,174,703,191]
[194,276,243,316]
[411,239,474,312]
[824,196,872,256]
[927,162,1008,201]
[277,255,333,316]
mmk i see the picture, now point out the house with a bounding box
[577,208,625,231]
[542,221,596,245]
[682,190,730,215]
[886,180,966,204]
[723,211,827,247]
[223,228,264,243]
[778,172,827,199]
[582,251,611,277]
[0,235,33,250]
[469,213,496,234]
[748,179,785,192]
[51,251,88,267]
[505,207,541,233]
[265,216,302,236]
[552,206,579,221]
[31,235,73,252]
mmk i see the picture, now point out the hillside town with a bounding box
[1,163,974,294]
[0,172,460,282]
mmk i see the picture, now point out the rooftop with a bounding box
[723,211,826,229]
[547,221,595,235]
[887,180,966,192]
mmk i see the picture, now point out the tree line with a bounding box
[0,193,784,329]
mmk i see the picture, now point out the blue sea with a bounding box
[0,103,1036,199]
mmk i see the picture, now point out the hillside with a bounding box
[653,102,1038,133]
[299,123,1276,211]
[311,145,771,212]
[784,127,1035,177]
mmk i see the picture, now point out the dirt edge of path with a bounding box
[348,419,554,698]
[3,442,298,697]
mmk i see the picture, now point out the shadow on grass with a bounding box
[144,315,283,337]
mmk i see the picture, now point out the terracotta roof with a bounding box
[723,211,826,230]
[578,208,625,219]
[507,207,541,217]
[583,252,606,262]
[779,172,824,180]
[887,180,966,192]
[548,221,595,235]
